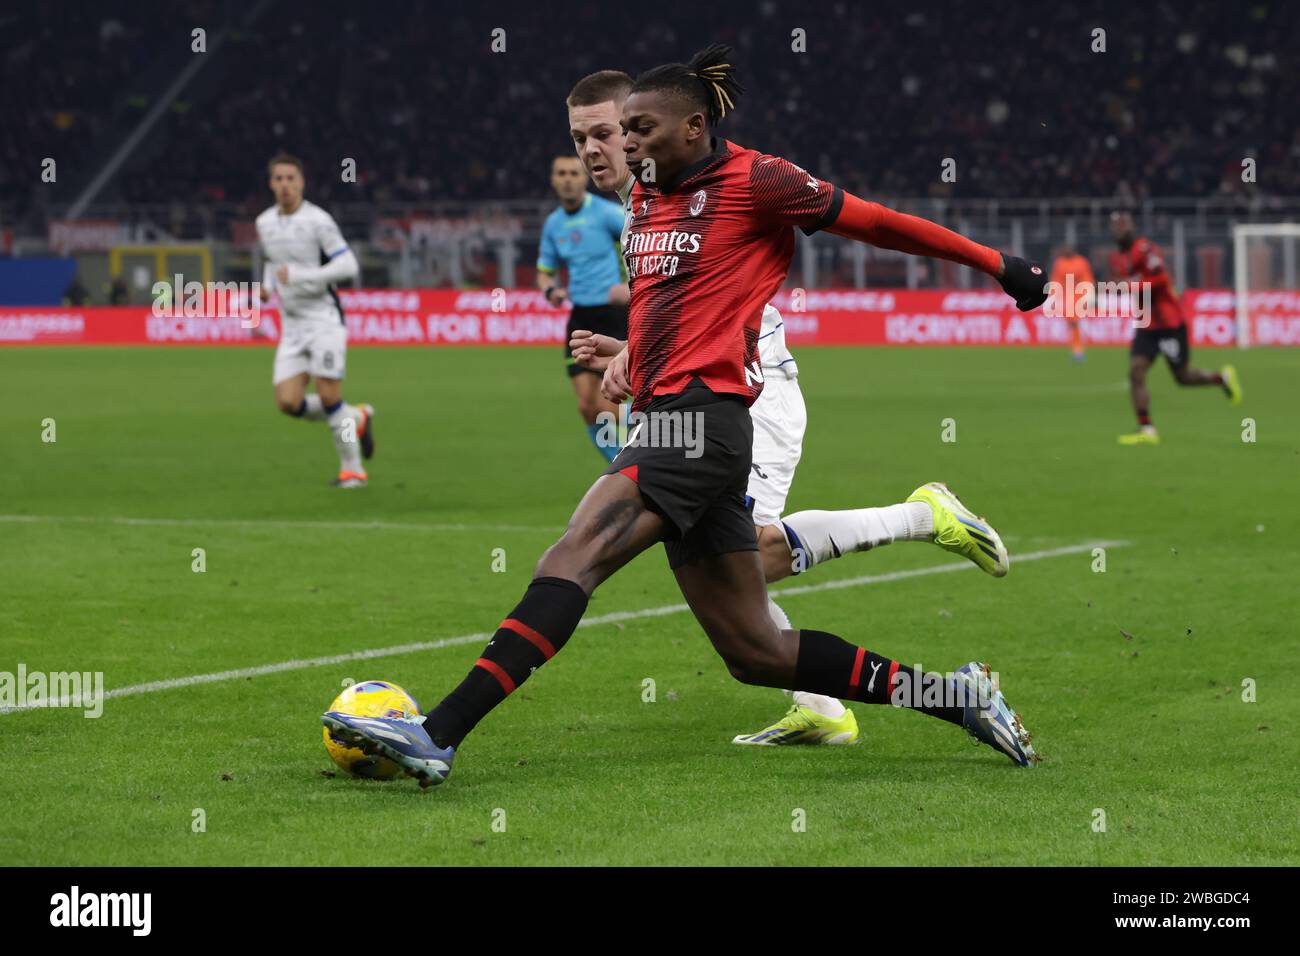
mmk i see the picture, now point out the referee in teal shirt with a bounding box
[537,154,628,462]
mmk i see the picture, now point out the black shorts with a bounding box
[603,381,757,569]
[566,304,628,377]
[1131,325,1190,369]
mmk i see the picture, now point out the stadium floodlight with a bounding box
[1232,222,1300,348]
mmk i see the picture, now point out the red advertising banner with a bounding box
[2,289,1298,346]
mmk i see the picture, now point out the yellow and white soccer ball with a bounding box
[322,679,422,779]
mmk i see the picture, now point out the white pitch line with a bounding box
[773,539,1126,597]
[0,539,1127,715]
[0,514,561,535]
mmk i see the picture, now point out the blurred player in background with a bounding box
[536,155,629,462]
[1049,243,1094,362]
[1110,211,1242,445]
[257,154,373,486]
[567,67,1009,748]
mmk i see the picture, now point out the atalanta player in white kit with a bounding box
[256,154,374,487]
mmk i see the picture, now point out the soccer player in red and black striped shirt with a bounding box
[1110,211,1243,445]
[324,46,1053,784]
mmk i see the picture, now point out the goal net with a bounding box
[1232,223,1300,348]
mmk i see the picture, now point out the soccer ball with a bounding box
[322,679,421,779]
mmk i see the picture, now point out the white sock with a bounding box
[300,394,327,421]
[792,690,846,719]
[767,598,846,719]
[766,597,792,631]
[327,401,364,474]
[781,502,933,569]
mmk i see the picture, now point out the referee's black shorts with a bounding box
[603,380,757,569]
[566,304,628,377]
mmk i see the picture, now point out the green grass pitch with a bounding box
[2,344,1297,866]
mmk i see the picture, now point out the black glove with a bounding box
[998,255,1049,312]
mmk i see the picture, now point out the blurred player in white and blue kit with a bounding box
[256,153,374,487]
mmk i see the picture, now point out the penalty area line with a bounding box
[0,538,1127,715]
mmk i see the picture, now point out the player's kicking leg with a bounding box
[325,388,1036,786]
[675,546,1038,769]
[324,470,667,786]
[660,387,1029,767]
[733,369,852,743]
[729,372,853,744]
[734,483,1009,744]
[768,482,1009,583]
[733,373,1008,745]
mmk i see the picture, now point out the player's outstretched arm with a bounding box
[827,193,1048,311]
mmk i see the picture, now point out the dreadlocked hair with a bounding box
[632,43,744,125]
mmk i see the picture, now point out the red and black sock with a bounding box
[422,577,588,749]
[794,629,963,725]
[1137,408,1152,427]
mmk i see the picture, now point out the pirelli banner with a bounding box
[2,289,1298,346]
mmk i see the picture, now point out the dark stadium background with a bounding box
[2,0,1297,303]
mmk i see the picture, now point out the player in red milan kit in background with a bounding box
[1111,211,1242,445]
[324,45,1055,785]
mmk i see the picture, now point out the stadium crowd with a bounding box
[4,0,1297,222]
